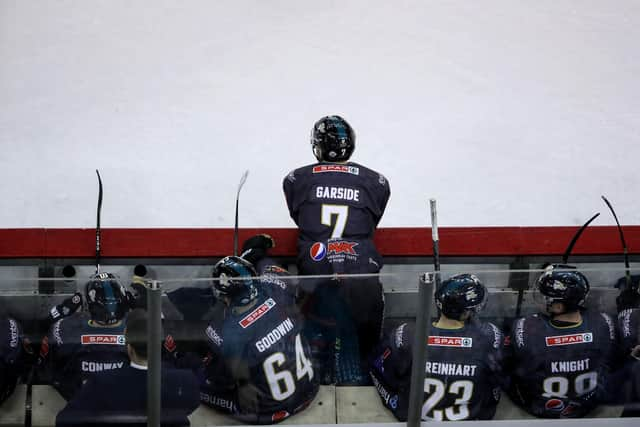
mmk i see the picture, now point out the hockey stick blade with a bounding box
[95,169,103,274]
[233,170,250,256]
[602,195,632,290]
[562,212,600,264]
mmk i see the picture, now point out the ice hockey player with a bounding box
[613,275,640,416]
[507,265,618,418]
[0,316,23,406]
[199,255,319,424]
[283,115,391,384]
[56,308,200,426]
[41,273,131,400]
[369,274,505,421]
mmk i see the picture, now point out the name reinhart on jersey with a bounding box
[425,362,478,377]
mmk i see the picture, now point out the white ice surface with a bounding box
[1,1,638,228]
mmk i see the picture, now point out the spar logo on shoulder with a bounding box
[239,298,276,329]
[428,336,473,348]
[545,332,593,347]
[310,242,326,261]
[81,334,126,345]
[312,165,359,175]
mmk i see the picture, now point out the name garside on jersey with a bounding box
[239,298,276,329]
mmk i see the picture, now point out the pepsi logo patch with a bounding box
[271,410,290,422]
[545,333,593,347]
[428,336,473,347]
[545,398,565,411]
[312,165,359,175]
[239,298,276,329]
[81,334,126,345]
[310,242,326,261]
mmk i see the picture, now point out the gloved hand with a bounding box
[240,234,275,265]
[48,292,83,323]
[615,275,640,312]
[129,275,149,310]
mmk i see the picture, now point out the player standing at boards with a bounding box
[506,265,619,418]
[283,115,390,384]
[369,274,505,421]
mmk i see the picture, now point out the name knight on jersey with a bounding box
[315,186,360,201]
[550,358,590,373]
[255,317,295,353]
[425,362,478,377]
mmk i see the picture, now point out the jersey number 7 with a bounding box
[262,333,314,401]
[321,204,349,239]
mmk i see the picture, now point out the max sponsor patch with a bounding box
[545,333,593,347]
[312,164,359,175]
[81,334,126,345]
[328,240,358,255]
[428,336,473,347]
[239,298,276,328]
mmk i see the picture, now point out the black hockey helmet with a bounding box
[212,256,258,307]
[435,274,487,320]
[85,272,129,325]
[311,115,355,162]
[535,265,589,312]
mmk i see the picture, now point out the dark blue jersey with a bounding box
[507,310,618,418]
[369,321,505,421]
[0,317,23,404]
[618,308,640,355]
[43,313,129,400]
[283,161,390,275]
[201,276,318,424]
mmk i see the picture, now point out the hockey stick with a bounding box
[233,170,249,256]
[430,199,442,288]
[602,195,633,291]
[95,169,103,274]
[562,212,600,265]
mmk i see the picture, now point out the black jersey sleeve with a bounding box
[369,322,413,421]
[0,318,23,405]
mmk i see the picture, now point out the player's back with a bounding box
[283,162,390,242]
[44,313,128,400]
[370,321,504,421]
[209,282,318,423]
[508,310,617,418]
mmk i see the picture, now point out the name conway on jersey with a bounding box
[43,313,128,400]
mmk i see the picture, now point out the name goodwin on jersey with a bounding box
[255,318,295,353]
